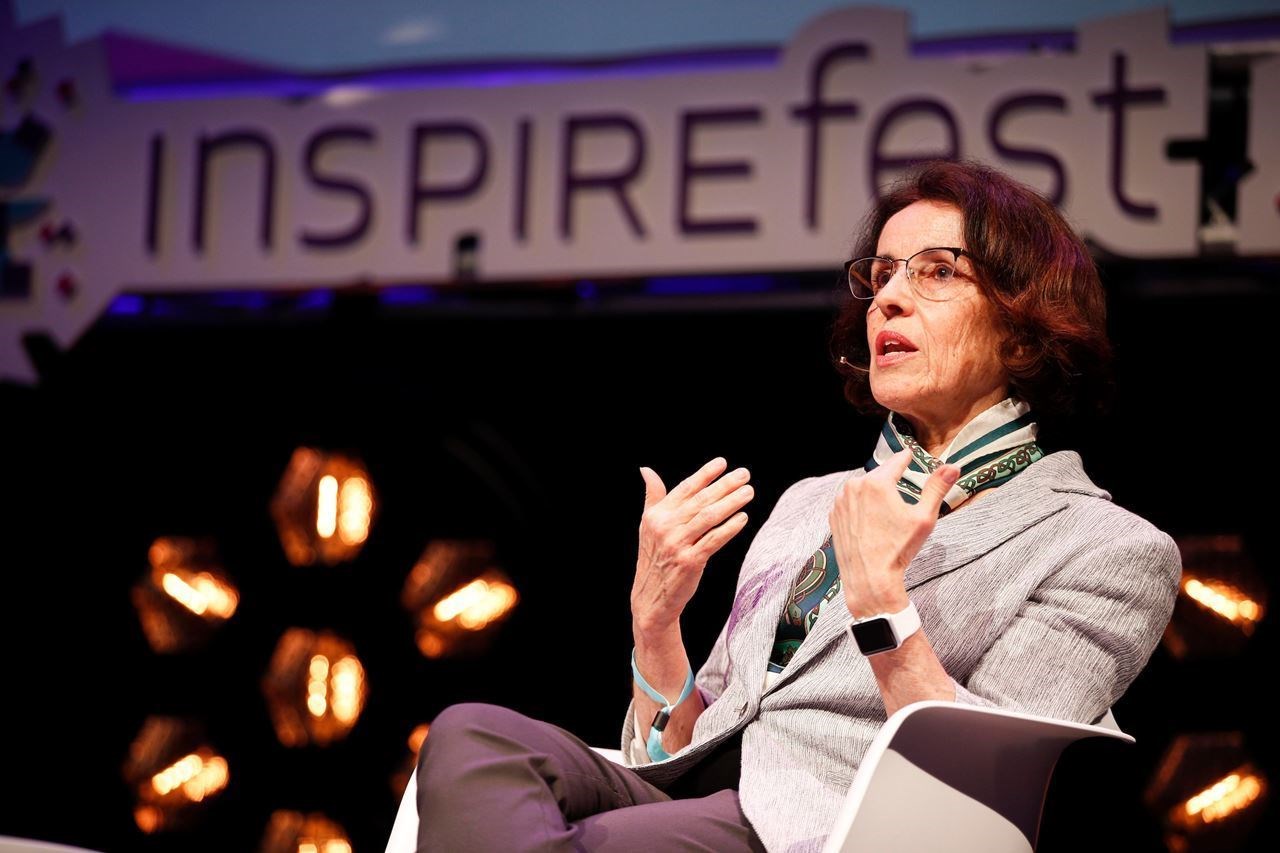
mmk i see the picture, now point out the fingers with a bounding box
[665,456,730,506]
[920,462,961,516]
[871,448,958,518]
[633,458,751,629]
[639,466,666,510]
[690,508,750,562]
[884,447,915,480]
[679,464,751,521]
[643,457,750,521]
[680,477,754,535]
[640,457,752,544]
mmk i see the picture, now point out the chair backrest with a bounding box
[0,839,105,853]
[820,701,1133,853]
[386,770,420,853]
[1094,708,1121,732]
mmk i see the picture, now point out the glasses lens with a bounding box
[847,258,892,299]
[906,249,960,296]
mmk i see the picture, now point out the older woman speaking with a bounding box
[413,160,1182,852]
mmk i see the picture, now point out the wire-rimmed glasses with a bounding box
[844,247,978,301]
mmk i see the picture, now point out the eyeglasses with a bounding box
[844,247,978,301]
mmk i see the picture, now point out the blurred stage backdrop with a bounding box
[1,1,1277,851]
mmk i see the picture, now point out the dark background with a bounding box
[1,258,1274,852]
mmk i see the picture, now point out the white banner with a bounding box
[2,5,1266,383]
[1239,55,1280,254]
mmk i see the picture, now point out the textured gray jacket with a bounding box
[620,450,1182,852]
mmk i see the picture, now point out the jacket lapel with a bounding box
[728,472,856,693]
[902,485,1067,589]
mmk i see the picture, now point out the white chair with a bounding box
[819,700,1130,853]
[387,701,1130,853]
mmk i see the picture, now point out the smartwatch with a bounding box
[846,599,920,655]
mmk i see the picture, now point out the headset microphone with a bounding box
[838,356,870,374]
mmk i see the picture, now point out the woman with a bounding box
[414,160,1182,852]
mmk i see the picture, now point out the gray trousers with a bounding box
[415,702,766,852]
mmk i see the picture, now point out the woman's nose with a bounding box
[872,264,912,316]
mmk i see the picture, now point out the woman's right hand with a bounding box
[631,457,754,637]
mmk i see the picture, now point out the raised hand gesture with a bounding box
[631,457,754,635]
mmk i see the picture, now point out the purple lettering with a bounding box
[1090,52,1166,220]
[193,129,276,253]
[560,114,647,240]
[869,99,960,199]
[300,125,376,249]
[790,44,868,230]
[145,133,164,255]
[987,94,1068,206]
[513,118,533,243]
[407,122,489,245]
[677,107,762,236]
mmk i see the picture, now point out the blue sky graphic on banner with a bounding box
[14,0,1280,70]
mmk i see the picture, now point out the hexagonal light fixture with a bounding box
[132,537,239,653]
[1164,534,1266,661]
[401,539,518,659]
[262,628,367,747]
[1145,731,1268,851]
[124,716,229,834]
[261,809,352,853]
[271,447,376,566]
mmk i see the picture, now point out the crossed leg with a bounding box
[415,702,765,852]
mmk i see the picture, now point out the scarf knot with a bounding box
[865,398,1043,516]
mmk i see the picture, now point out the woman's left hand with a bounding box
[828,448,960,619]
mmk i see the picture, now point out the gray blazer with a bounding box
[620,450,1182,852]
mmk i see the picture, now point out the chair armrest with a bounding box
[591,746,625,764]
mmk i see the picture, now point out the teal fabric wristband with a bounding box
[630,647,695,762]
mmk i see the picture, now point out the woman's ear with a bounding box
[1002,330,1032,366]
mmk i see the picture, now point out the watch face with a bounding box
[850,618,897,655]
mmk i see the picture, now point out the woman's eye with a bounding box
[929,264,954,281]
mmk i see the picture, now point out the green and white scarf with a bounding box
[865,397,1043,517]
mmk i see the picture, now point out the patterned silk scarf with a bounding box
[766,397,1043,673]
[865,396,1043,518]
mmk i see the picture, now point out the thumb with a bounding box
[640,466,667,509]
[922,463,961,515]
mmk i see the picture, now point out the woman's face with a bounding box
[865,200,1011,435]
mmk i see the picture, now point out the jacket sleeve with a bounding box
[950,527,1182,725]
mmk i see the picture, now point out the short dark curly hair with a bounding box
[828,159,1113,422]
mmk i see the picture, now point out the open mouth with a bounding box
[876,331,918,358]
